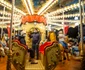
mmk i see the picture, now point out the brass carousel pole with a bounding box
[6,0,15,70]
[79,0,83,55]
[82,0,84,23]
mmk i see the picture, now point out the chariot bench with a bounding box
[12,40,28,70]
[39,41,61,70]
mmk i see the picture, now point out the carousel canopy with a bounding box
[0,0,84,30]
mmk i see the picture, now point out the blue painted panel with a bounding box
[66,0,78,6]
[33,0,45,7]
[33,0,40,7]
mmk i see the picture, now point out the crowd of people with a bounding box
[0,28,81,64]
[0,36,9,58]
[47,29,80,61]
[0,28,41,64]
[58,30,80,60]
[13,28,41,64]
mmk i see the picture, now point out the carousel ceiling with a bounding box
[0,0,84,29]
[4,0,76,15]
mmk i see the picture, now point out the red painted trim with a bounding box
[21,15,47,25]
[12,40,28,50]
[39,41,58,55]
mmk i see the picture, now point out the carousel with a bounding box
[0,0,85,70]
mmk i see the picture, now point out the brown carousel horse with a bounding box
[48,31,70,62]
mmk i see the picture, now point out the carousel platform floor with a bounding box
[54,59,81,70]
[0,56,16,70]
[25,60,45,70]
[0,56,81,70]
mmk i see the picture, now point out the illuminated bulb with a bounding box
[0,0,26,15]
[72,15,74,17]
[64,7,67,11]
[66,15,68,17]
[75,23,79,26]
[70,5,73,9]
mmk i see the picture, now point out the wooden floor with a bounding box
[54,60,81,70]
[0,56,7,70]
[0,56,81,70]
[0,56,16,70]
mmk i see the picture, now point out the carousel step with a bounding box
[25,60,45,70]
